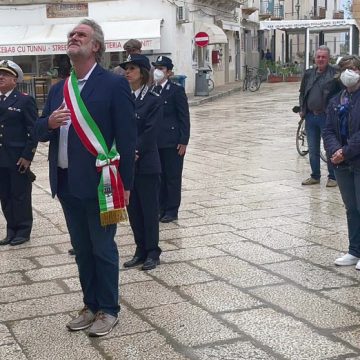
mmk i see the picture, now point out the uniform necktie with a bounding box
[0,95,6,102]
[132,92,136,101]
[153,85,162,95]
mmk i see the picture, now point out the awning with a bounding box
[0,19,161,56]
[260,19,358,32]
[199,23,228,44]
[219,20,243,32]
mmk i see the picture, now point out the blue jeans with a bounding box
[305,112,335,180]
[334,166,360,257]
[57,169,120,317]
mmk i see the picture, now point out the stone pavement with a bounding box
[2,82,360,359]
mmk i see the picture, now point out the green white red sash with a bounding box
[63,69,127,226]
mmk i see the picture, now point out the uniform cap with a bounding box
[0,60,24,82]
[120,54,151,71]
[151,55,174,70]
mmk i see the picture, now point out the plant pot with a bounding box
[267,75,283,83]
[285,75,301,82]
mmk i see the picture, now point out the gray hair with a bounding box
[316,45,330,57]
[78,18,105,63]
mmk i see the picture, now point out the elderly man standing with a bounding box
[299,45,340,187]
[0,60,37,246]
[35,19,136,337]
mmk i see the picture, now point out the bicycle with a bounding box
[242,65,261,92]
[292,106,327,162]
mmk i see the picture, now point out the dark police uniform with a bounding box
[0,88,38,243]
[151,56,190,221]
[127,85,163,261]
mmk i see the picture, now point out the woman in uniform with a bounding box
[120,54,163,270]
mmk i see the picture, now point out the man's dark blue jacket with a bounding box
[35,64,136,199]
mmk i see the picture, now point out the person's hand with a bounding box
[48,103,71,129]
[16,157,31,173]
[331,148,345,164]
[177,144,187,156]
[124,190,130,206]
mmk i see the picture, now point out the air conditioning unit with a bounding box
[177,5,189,23]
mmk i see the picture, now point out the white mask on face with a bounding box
[153,69,165,83]
[340,69,360,88]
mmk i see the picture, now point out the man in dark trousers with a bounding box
[151,56,190,223]
[299,45,340,187]
[0,60,38,246]
[35,19,136,337]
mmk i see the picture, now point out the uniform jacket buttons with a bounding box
[171,126,175,130]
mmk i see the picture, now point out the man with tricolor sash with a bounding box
[35,19,136,337]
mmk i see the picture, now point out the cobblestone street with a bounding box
[2,82,360,359]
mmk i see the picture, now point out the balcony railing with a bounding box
[259,0,284,20]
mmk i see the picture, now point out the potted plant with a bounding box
[267,62,284,83]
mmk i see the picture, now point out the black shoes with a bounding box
[141,258,160,271]
[0,236,12,245]
[10,237,30,246]
[159,215,178,223]
[123,256,160,270]
[123,256,145,268]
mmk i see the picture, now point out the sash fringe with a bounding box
[100,208,128,226]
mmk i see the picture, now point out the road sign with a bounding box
[194,32,209,48]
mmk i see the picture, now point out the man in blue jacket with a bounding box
[151,56,190,223]
[35,19,136,337]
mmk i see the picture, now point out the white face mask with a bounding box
[153,69,165,83]
[340,69,360,88]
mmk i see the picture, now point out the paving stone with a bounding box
[162,247,225,263]
[0,272,26,287]
[0,323,15,345]
[121,281,184,309]
[25,263,78,281]
[216,241,290,264]
[223,308,354,359]
[181,281,262,312]
[277,223,336,241]
[250,284,360,329]
[236,227,311,249]
[194,340,276,360]
[264,260,356,290]
[192,204,250,216]
[35,253,75,266]
[120,268,153,284]
[193,256,283,288]
[0,344,27,360]
[11,314,103,360]
[0,257,37,274]
[150,263,213,286]
[141,302,239,346]
[322,287,360,311]
[283,245,346,267]
[0,292,82,321]
[0,245,55,258]
[335,328,360,349]
[0,282,64,303]
[171,232,244,248]
[100,331,187,360]
[160,224,235,241]
[62,277,81,292]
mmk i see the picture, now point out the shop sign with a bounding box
[0,38,160,56]
[46,3,88,18]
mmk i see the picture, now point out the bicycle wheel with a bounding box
[320,138,327,162]
[249,75,261,92]
[296,119,309,156]
[208,79,214,92]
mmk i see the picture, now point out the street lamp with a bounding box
[295,0,300,20]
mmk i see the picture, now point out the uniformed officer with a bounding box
[151,56,190,223]
[120,54,163,270]
[0,60,38,246]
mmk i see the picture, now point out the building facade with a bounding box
[0,0,247,93]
